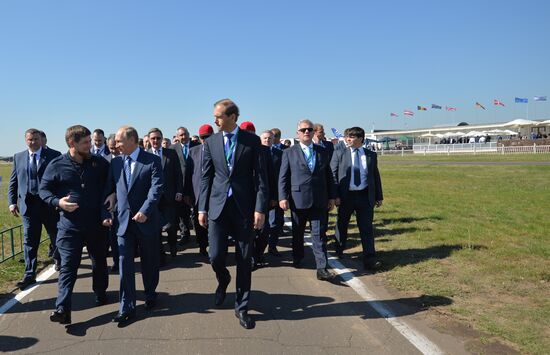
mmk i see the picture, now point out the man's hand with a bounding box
[254,212,265,230]
[279,199,289,211]
[375,200,383,208]
[9,205,19,217]
[102,219,113,227]
[104,193,116,212]
[327,199,335,211]
[334,198,341,206]
[198,212,208,228]
[59,195,79,212]
[132,212,148,223]
[175,193,183,202]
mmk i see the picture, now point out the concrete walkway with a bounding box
[0,231,471,354]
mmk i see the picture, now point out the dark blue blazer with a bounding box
[198,129,268,220]
[330,147,383,207]
[266,146,283,202]
[278,143,336,210]
[104,148,164,237]
[171,141,198,196]
[8,147,61,216]
[188,144,204,206]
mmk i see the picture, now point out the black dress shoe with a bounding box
[170,245,177,258]
[16,277,36,290]
[54,259,61,271]
[235,310,255,329]
[113,309,136,323]
[214,276,231,306]
[292,260,301,268]
[145,299,156,310]
[316,268,335,281]
[199,247,209,257]
[50,309,71,324]
[364,260,381,271]
[95,293,108,306]
[268,246,281,257]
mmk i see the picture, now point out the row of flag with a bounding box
[390,96,547,117]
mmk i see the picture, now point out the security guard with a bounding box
[39,125,110,324]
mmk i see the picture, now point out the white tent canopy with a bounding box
[503,119,539,127]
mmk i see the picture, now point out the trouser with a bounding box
[55,229,108,312]
[192,204,209,249]
[177,202,192,237]
[208,197,254,312]
[118,222,160,313]
[291,207,328,269]
[267,206,284,249]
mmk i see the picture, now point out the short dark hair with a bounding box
[65,125,91,146]
[271,128,281,138]
[119,126,139,144]
[148,127,163,138]
[25,128,41,136]
[346,127,365,143]
[214,98,240,120]
[39,130,46,138]
[93,128,105,136]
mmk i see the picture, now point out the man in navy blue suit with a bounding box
[102,126,163,324]
[279,119,337,281]
[8,128,61,289]
[198,99,268,329]
[330,127,383,270]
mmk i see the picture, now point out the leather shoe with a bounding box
[235,310,255,329]
[113,309,136,323]
[54,259,61,271]
[292,259,301,268]
[364,260,381,271]
[268,246,281,257]
[95,293,108,306]
[16,277,36,290]
[145,299,156,310]
[50,309,71,324]
[199,247,209,257]
[214,276,231,306]
[316,268,335,281]
[170,245,177,258]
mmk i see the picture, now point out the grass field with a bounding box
[330,154,549,354]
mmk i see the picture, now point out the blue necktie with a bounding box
[224,133,234,163]
[124,156,132,186]
[183,144,188,159]
[29,153,38,194]
[353,148,361,186]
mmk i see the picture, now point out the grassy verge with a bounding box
[329,155,549,354]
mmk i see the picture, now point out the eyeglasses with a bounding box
[298,128,314,133]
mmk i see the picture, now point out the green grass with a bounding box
[331,155,550,354]
[379,152,550,162]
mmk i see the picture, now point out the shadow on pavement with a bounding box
[0,335,39,352]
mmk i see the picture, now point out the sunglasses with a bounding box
[298,127,314,133]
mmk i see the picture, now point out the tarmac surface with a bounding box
[0,228,473,354]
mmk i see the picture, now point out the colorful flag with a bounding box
[515,97,528,103]
[475,102,486,110]
[493,99,505,107]
[331,128,343,139]
[534,96,547,101]
[417,106,427,111]
[390,112,399,117]
[446,106,457,111]
[403,110,414,116]
[431,104,442,109]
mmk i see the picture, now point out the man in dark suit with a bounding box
[147,128,183,261]
[271,128,287,151]
[188,124,214,257]
[102,126,163,323]
[91,128,111,159]
[40,125,110,324]
[279,119,337,281]
[330,127,383,270]
[313,123,335,241]
[8,128,61,289]
[105,134,120,272]
[198,99,268,329]
[172,126,197,245]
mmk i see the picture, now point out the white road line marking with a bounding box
[0,265,57,316]
[286,220,444,355]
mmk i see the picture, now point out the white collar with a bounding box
[28,147,42,157]
[299,142,313,150]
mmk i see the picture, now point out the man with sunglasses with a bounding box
[279,119,337,281]
[330,127,383,270]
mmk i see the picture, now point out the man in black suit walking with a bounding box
[8,128,61,289]
[279,119,337,281]
[198,99,268,329]
[330,127,383,270]
[148,128,183,262]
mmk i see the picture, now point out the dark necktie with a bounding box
[124,156,132,186]
[183,144,188,159]
[224,133,234,162]
[29,153,38,194]
[353,148,361,186]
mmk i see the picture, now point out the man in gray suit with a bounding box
[330,127,383,270]
[279,119,337,281]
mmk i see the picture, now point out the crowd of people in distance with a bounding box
[8,98,383,329]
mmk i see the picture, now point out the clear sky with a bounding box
[1,0,549,155]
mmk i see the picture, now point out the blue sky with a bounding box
[1,0,549,154]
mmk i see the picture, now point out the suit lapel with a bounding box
[295,144,310,173]
[312,145,322,174]
[162,152,167,169]
[37,151,46,171]
[232,132,245,175]
[217,133,230,175]
[128,150,144,191]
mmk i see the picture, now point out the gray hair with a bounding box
[297,119,314,129]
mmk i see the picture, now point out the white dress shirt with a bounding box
[349,147,368,191]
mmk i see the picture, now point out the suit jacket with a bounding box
[188,144,204,206]
[8,147,61,216]
[198,129,268,220]
[265,146,283,202]
[316,140,335,160]
[278,143,336,210]
[147,148,183,206]
[103,148,164,237]
[330,146,383,208]
[171,141,198,196]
